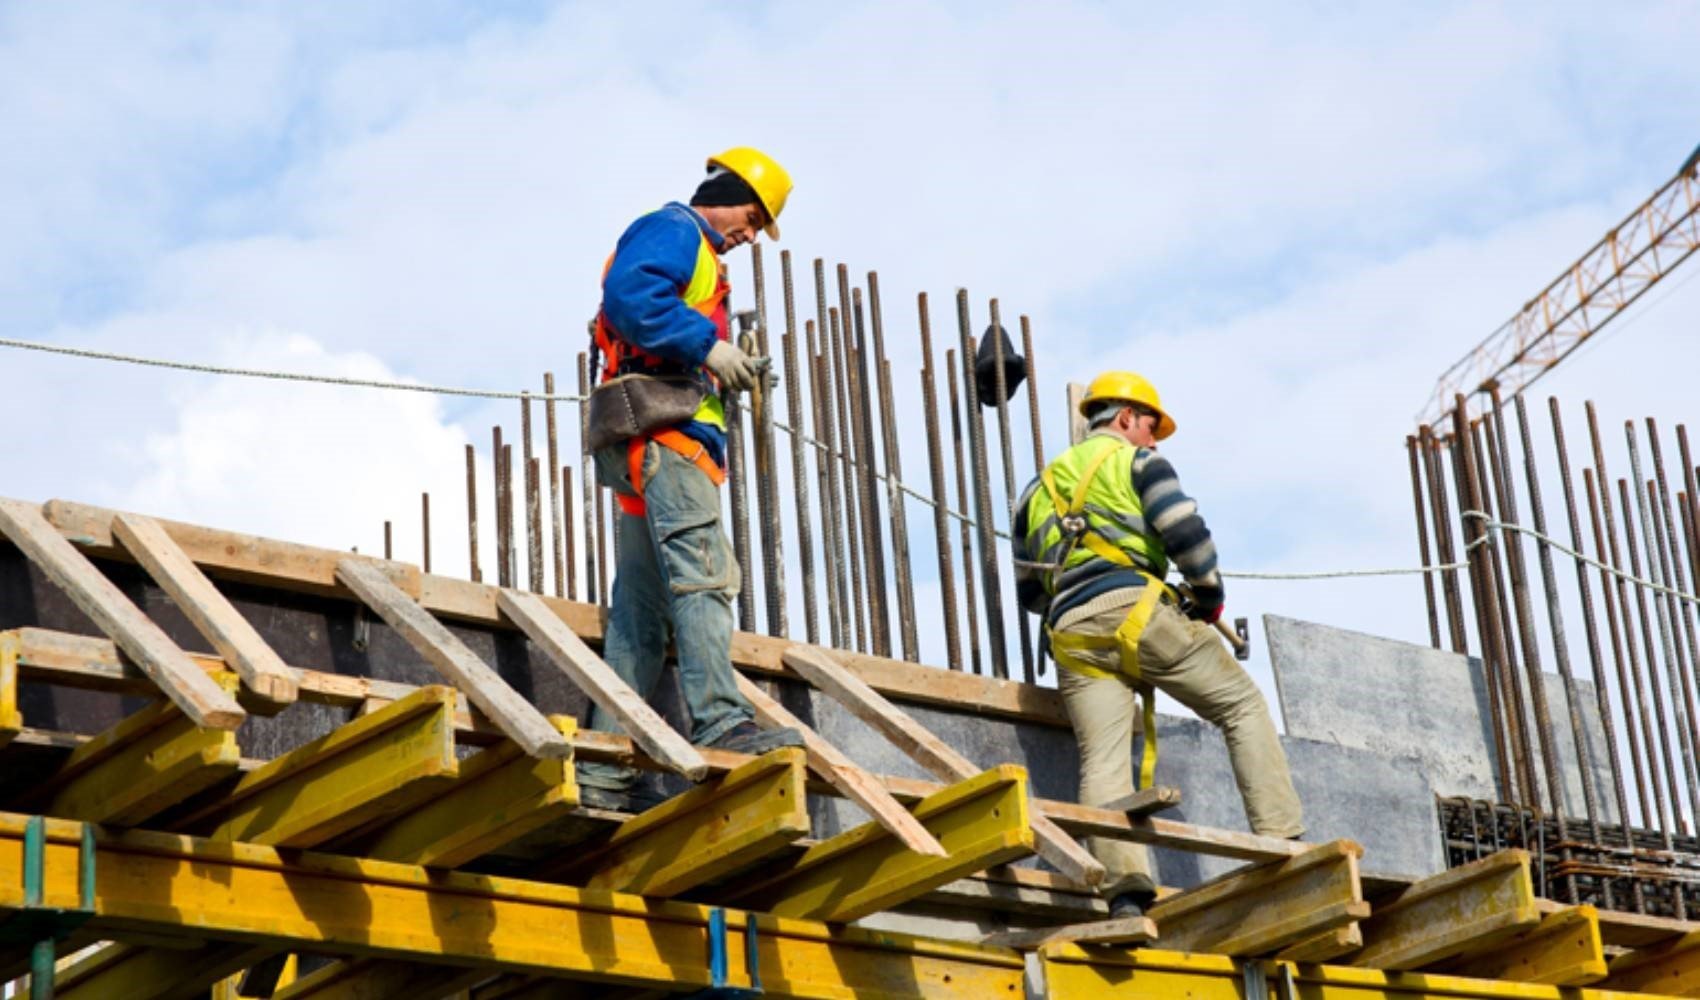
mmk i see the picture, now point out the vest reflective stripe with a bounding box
[1022,435,1169,595]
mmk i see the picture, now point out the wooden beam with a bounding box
[781,644,1106,887]
[56,941,276,1000]
[1277,923,1364,963]
[0,498,245,730]
[927,866,1107,922]
[1351,849,1539,971]
[1146,839,1368,957]
[30,672,241,826]
[275,958,490,1000]
[360,716,579,868]
[181,684,461,848]
[734,765,1037,923]
[0,632,21,748]
[495,587,704,779]
[555,747,811,897]
[336,559,569,760]
[982,915,1157,950]
[1601,925,1700,996]
[112,512,299,711]
[36,497,1067,729]
[1442,905,1607,986]
[734,671,947,857]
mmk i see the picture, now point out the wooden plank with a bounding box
[336,559,569,760]
[31,672,241,826]
[182,684,461,848]
[781,644,1106,887]
[360,716,579,868]
[1351,849,1539,971]
[928,865,1107,922]
[554,747,811,897]
[0,498,244,730]
[733,764,1037,922]
[56,941,276,1000]
[38,497,1067,728]
[1100,786,1184,818]
[1602,925,1700,996]
[1146,839,1368,957]
[0,631,21,748]
[1442,905,1607,986]
[982,915,1157,950]
[734,671,948,857]
[275,958,489,1000]
[112,512,299,710]
[1569,901,1699,949]
[1276,923,1364,963]
[495,587,704,779]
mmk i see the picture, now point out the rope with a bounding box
[1462,511,1700,607]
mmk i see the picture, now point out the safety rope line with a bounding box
[10,335,1693,596]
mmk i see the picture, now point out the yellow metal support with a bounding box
[0,813,1028,997]
[183,683,460,847]
[1148,838,1368,956]
[1442,905,1607,986]
[1353,850,1540,971]
[276,957,490,999]
[736,764,1036,923]
[33,671,241,826]
[1039,946,1671,1000]
[362,715,579,868]
[568,746,809,896]
[0,632,21,747]
[1602,925,1700,996]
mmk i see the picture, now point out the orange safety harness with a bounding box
[618,429,726,516]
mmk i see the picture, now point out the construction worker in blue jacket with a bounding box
[577,148,803,810]
[1012,371,1304,918]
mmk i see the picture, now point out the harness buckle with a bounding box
[1061,514,1088,537]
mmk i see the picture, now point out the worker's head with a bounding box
[1080,371,1175,446]
[692,147,792,250]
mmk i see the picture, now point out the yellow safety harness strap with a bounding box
[1047,574,1165,790]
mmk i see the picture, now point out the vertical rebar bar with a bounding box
[749,245,786,637]
[724,368,756,633]
[563,465,577,601]
[384,520,392,561]
[837,268,877,653]
[522,392,541,592]
[1420,426,1469,653]
[828,306,867,652]
[959,293,1009,680]
[919,294,963,671]
[494,426,510,588]
[849,283,891,657]
[1475,414,1540,804]
[1448,432,1515,800]
[1020,315,1045,476]
[421,492,432,574]
[464,443,481,584]
[1649,473,1700,831]
[808,325,846,649]
[1551,398,1640,909]
[1619,474,1689,842]
[503,444,518,586]
[577,353,601,605]
[817,258,859,648]
[1649,420,1700,818]
[780,251,818,645]
[545,372,564,597]
[1513,395,1590,902]
[868,273,919,662]
[1407,433,1442,649]
[989,300,1035,683]
[948,349,984,676]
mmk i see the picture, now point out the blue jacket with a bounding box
[601,202,728,463]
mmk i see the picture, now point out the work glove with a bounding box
[706,340,763,393]
[1189,602,1224,625]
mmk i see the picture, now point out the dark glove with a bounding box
[1188,601,1224,625]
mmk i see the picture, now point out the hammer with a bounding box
[1174,583,1253,661]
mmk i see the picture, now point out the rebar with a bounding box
[837,267,877,653]
[1020,315,1045,475]
[868,273,919,662]
[724,362,756,633]
[1649,421,1700,819]
[503,443,518,587]
[545,372,564,597]
[384,520,392,561]
[522,391,543,592]
[1474,413,1540,805]
[817,258,860,649]
[780,251,818,645]
[494,426,510,588]
[1617,473,1688,847]
[464,443,481,584]
[959,294,1009,680]
[808,325,846,649]
[849,282,891,657]
[989,299,1035,683]
[1647,472,1700,830]
[827,305,867,652]
[1448,432,1515,798]
[562,464,576,601]
[947,349,984,676]
[577,353,601,605]
[421,492,432,575]
[1407,434,1442,649]
[1419,426,1469,653]
[919,294,963,671]
[750,246,786,636]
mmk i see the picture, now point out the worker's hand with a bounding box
[1188,602,1224,625]
[706,340,762,392]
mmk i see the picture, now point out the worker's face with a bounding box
[1119,406,1161,448]
[699,203,767,252]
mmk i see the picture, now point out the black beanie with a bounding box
[975,323,1026,406]
[691,168,762,209]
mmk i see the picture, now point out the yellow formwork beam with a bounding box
[276,956,490,999]
[1037,946,1672,1000]
[1148,838,1368,956]
[182,684,460,847]
[54,940,275,1000]
[1602,926,1700,996]
[0,813,1027,998]
[0,632,21,746]
[1352,850,1540,971]
[568,746,809,897]
[736,764,1036,923]
[362,715,579,868]
[1443,905,1607,987]
[33,671,241,826]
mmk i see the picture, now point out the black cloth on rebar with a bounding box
[690,168,761,209]
[975,323,1026,405]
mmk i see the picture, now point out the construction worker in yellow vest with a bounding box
[577,148,803,811]
[1011,371,1304,919]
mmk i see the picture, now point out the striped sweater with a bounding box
[1013,436,1224,624]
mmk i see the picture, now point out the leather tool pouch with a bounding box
[585,374,708,452]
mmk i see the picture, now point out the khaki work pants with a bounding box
[1055,594,1304,896]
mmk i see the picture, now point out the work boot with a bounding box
[705,721,805,756]
[1108,888,1157,920]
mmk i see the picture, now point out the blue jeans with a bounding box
[578,439,751,790]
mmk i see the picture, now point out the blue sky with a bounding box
[3,1,1698,709]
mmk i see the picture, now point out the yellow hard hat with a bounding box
[1079,371,1176,440]
[707,147,792,240]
